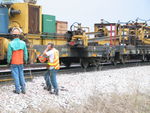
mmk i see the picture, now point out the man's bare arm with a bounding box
[43,46,49,56]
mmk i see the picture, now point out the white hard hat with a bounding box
[11,27,23,34]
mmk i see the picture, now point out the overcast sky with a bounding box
[37,0,150,31]
[1,0,149,31]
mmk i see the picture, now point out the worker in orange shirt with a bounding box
[7,27,28,94]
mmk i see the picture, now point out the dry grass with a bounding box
[84,92,150,113]
[22,91,150,113]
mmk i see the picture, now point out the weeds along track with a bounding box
[0,61,150,83]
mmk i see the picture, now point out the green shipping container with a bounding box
[42,14,56,34]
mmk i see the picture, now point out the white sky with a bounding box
[0,0,149,31]
[37,0,150,31]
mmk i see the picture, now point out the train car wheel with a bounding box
[80,59,89,71]
[111,58,117,66]
[146,55,150,61]
[142,55,147,62]
[96,64,103,71]
[120,55,126,65]
[63,62,71,68]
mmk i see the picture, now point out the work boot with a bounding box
[44,86,51,91]
[50,89,59,96]
[47,86,52,91]
[22,90,26,94]
[55,89,59,96]
[50,90,55,94]
[13,90,20,94]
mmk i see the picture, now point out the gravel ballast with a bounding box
[0,66,150,113]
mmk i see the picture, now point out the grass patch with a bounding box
[22,91,150,113]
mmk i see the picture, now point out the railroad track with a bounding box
[0,64,81,82]
[0,61,150,82]
[101,60,150,71]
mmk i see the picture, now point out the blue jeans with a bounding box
[44,70,51,88]
[11,64,26,93]
[44,69,58,90]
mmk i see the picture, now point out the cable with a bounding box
[117,20,135,24]
[136,17,150,22]
[70,22,81,31]
[100,19,110,24]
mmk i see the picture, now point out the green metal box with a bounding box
[42,14,56,34]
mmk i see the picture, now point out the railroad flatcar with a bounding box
[0,2,115,69]
[1,2,150,70]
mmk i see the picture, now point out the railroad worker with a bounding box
[42,43,60,95]
[7,27,28,94]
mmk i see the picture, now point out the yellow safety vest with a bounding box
[47,49,60,70]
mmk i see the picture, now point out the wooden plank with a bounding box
[56,21,68,34]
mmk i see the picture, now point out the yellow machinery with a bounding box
[0,3,67,64]
[71,34,88,47]
[0,37,10,60]
[66,23,89,47]
[94,23,108,36]
[118,26,130,44]
[9,3,67,63]
[8,3,42,63]
[66,22,121,47]
[94,22,120,46]
[10,3,42,34]
[118,23,150,45]
[10,3,67,46]
[1,2,150,68]
[139,26,150,45]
